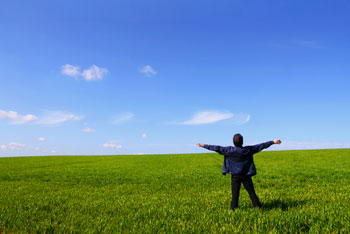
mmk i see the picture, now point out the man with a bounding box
[197,134,281,210]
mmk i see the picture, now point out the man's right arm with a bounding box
[197,143,226,155]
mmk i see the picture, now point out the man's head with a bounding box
[233,134,243,147]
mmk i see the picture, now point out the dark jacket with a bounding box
[203,141,274,176]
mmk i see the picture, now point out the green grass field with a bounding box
[1,149,350,233]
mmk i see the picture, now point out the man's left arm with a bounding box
[250,139,281,154]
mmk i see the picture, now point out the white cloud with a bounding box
[0,110,17,119]
[103,143,122,149]
[180,111,233,125]
[51,150,57,153]
[140,65,157,77]
[0,110,83,126]
[82,128,95,133]
[14,114,38,124]
[294,40,324,49]
[141,133,147,139]
[113,112,134,125]
[231,113,250,125]
[61,64,108,81]
[0,110,38,124]
[0,109,83,126]
[81,65,108,81]
[0,142,26,150]
[61,64,80,77]
[38,137,46,142]
[8,142,25,149]
[38,111,83,125]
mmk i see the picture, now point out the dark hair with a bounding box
[233,134,243,147]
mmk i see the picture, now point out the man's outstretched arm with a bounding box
[197,143,226,155]
[251,139,281,154]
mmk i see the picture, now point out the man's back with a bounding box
[203,141,274,175]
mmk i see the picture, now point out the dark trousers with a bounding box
[231,175,262,209]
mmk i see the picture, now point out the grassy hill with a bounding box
[1,149,349,233]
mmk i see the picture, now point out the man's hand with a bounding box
[196,143,204,147]
[273,139,281,144]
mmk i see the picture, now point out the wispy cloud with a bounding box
[61,64,80,77]
[231,113,250,125]
[103,143,122,149]
[294,40,324,49]
[0,110,38,124]
[1,109,83,126]
[272,40,325,49]
[38,137,46,142]
[82,127,95,133]
[270,43,290,49]
[141,133,147,139]
[180,111,233,125]
[140,65,157,77]
[0,142,25,150]
[61,64,108,81]
[81,65,108,81]
[38,111,83,125]
[0,145,7,150]
[113,112,134,125]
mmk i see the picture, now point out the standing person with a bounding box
[197,134,281,210]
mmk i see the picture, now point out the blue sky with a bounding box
[1,0,350,156]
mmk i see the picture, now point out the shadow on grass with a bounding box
[262,198,307,211]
